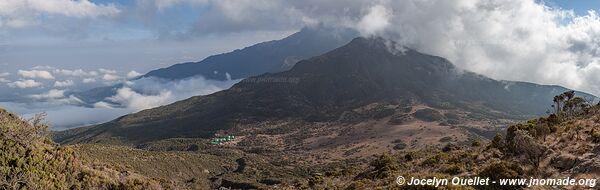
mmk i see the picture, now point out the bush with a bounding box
[388,114,411,125]
[392,139,408,150]
[439,136,453,142]
[413,109,444,122]
[444,164,463,175]
[0,109,161,189]
[489,133,505,150]
[442,143,459,152]
[477,161,524,190]
[444,113,461,125]
[308,175,324,186]
[506,120,536,142]
[592,132,600,143]
[369,154,398,179]
[421,153,448,167]
[393,143,407,150]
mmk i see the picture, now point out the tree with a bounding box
[552,91,590,117]
[553,94,565,114]
[564,97,589,116]
[564,91,575,101]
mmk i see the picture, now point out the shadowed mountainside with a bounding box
[144,26,358,81]
[72,26,357,105]
[56,37,595,145]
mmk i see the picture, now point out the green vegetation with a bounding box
[73,144,228,189]
[477,161,524,190]
[0,108,161,189]
[413,108,444,122]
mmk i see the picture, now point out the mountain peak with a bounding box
[143,26,357,81]
[57,36,596,144]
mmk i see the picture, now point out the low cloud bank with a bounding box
[104,76,239,110]
[0,101,129,130]
[0,76,239,130]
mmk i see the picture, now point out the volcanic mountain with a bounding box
[145,26,357,81]
[56,37,594,145]
[73,26,356,104]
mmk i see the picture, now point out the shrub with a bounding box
[393,142,407,150]
[592,132,600,143]
[506,120,536,142]
[0,109,161,189]
[308,175,324,186]
[442,143,458,152]
[421,153,448,167]
[413,109,444,122]
[511,130,548,168]
[392,139,407,150]
[444,164,463,175]
[439,136,453,143]
[369,154,398,179]
[477,161,524,190]
[388,114,411,125]
[489,133,505,150]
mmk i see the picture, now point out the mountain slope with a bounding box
[56,37,595,145]
[311,99,600,189]
[0,108,161,189]
[72,26,357,105]
[144,26,357,81]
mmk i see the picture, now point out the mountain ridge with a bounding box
[71,26,357,106]
[144,26,358,81]
[55,37,596,145]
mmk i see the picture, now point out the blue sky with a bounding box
[544,0,600,15]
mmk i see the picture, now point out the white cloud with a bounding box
[8,79,42,88]
[102,74,120,81]
[0,78,10,83]
[32,65,56,70]
[82,78,97,83]
[356,5,391,36]
[108,87,173,110]
[54,80,75,88]
[99,68,117,74]
[93,101,113,108]
[0,72,10,77]
[126,70,142,79]
[0,101,129,130]
[352,0,600,95]
[151,0,209,11]
[30,89,65,99]
[0,0,120,29]
[138,0,600,95]
[105,76,238,110]
[17,70,55,80]
[54,69,97,77]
